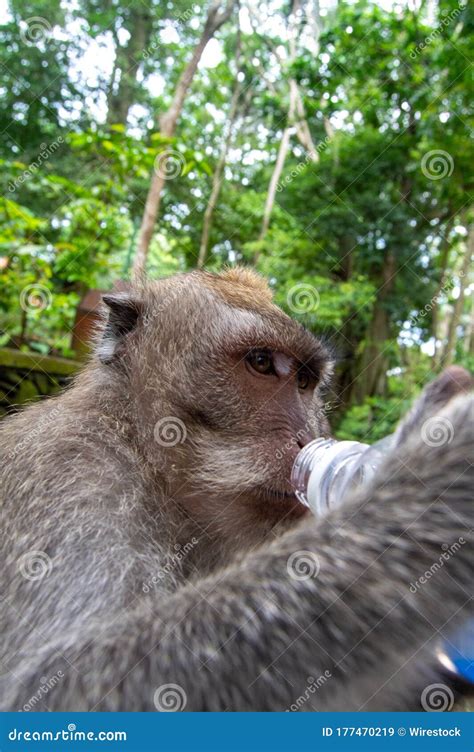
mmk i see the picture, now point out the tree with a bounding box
[133,0,236,276]
[197,31,243,268]
[106,2,153,125]
[1,0,472,436]
[440,220,473,367]
[250,0,323,260]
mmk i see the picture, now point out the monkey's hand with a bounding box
[393,365,473,447]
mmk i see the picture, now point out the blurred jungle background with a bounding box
[0,0,472,439]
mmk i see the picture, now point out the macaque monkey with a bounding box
[0,268,472,711]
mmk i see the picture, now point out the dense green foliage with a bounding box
[0,0,472,437]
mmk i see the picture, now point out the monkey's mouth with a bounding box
[257,486,309,515]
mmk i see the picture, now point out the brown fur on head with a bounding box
[98,267,333,557]
[201,267,275,309]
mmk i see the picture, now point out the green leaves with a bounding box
[0,0,471,415]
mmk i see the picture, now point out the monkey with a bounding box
[0,267,472,712]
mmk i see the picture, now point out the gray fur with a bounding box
[0,270,472,711]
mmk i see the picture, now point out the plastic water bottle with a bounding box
[291,435,393,516]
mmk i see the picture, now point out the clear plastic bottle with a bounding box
[291,435,394,516]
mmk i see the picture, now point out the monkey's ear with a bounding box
[99,293,143,364]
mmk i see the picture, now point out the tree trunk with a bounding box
[258,119,294,241]
[293,81,319,162]
[440,222,473,368]
[331,234,357,414]
[352,251,396,403]
[197,33,242,268]
[431,218,454,368]
[352,305,390,402]
[252,0,321,262]
[334,315,361,417]
[107,8,152,125]
[133,0,235,277]
[464,295,474,356]
[253,82,298,263]
[247,77,317,260]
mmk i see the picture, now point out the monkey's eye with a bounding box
[297,368,311,390]
[246,350,276,376]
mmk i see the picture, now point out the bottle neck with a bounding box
[291,438,370,515]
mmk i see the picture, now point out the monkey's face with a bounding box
[100,270,333,551]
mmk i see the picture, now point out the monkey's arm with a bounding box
[13,393,473,711]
